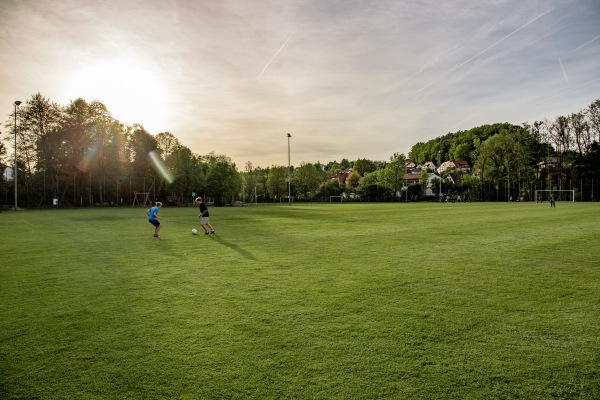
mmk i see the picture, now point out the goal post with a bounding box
[534,189,575,203]
[330,196,343,203]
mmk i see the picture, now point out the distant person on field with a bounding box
[196,197,215,235]
[550,193,556,208]
[147,202,162,237]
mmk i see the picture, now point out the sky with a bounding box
[1,0,599,168]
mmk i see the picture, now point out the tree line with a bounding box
[1,93,599,208]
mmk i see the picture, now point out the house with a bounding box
[453,161,471,173]
[331,172,349,185]
[437,160,471,174]
[437,161,456,174]
[537,157,559,171]
[402,172,442,197]
[403,173,421,186]
[447,173,461,185]
[425,173,442,196]
[422,161,436,171]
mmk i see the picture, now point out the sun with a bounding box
[65,57,170,133]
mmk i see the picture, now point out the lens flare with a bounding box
[78,143,99,172]
[149,150,174,184]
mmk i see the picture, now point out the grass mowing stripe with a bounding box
[1,203,599,399]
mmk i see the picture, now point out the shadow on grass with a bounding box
[210,235,257,260]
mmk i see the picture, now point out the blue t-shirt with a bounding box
[148,206,159,221]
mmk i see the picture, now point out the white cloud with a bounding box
[1,0,598,167]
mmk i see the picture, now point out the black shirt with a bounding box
[199,202,209,217]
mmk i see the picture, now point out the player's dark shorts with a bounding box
[149,219,160,227]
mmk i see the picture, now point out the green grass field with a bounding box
[1,202,599,399]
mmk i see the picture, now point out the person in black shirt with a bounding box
[195,197,215,235]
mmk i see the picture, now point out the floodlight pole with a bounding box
[13,100,22,211]
[438,148,442,202]
[287,133,292,205]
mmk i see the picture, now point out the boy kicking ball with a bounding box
[195,197,215,235]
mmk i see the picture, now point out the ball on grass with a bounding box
[192,229,198,235]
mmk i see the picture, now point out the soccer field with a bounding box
[1,202,599,399]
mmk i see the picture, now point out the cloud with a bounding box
[1,0,599,167]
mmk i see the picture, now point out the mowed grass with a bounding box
[1,202,599,399]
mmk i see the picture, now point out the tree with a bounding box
[128,125,158,177]
[345,171,361,192]
[353,158,377,176]
[379,152,406,200]
[320,177,343,199]
[4,93,63,206]
[167,145,205,204]
[587,99,600,142]
[267,166,288,200]
[242,161,258,202]
[356,171,382,201]
[206,160,239,206]
[255,166,270,202]
[156,132,181,161]
[292,162,322,200]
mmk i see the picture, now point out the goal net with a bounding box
[330,196,343,203]
[534,189,575,202]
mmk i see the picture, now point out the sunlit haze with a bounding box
[1,0,599,168]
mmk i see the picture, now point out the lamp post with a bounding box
[438,148,442,202]
[287,133,292,205]
[13,100,21,211]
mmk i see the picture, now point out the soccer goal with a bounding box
[534,189,575,202]
[330,196,343,203]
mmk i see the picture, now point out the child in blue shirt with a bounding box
[147,202,162,237]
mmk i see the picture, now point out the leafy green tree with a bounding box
[255,166,270,202]
[406,183,422,200]
[320,177,343,199]
[292,162,322,200]
[267,165,287,200]
[206,162,239,206]
[242,161,258,203]
[353,158,377,176]
[156,132,181,161]
[339,158,352,171]
[17,93,63,174]
[167,145,205,204]
[587,99,600,142]
[128,125,158,179]
[379,152,406,200]
[408,142,427,164]
[357,171,382,201]
[325,161,342,173]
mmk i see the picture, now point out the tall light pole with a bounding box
[438,148,442,202]
[287,133,292,205]
[13,100,22,211]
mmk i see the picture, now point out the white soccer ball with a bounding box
[192,229,198,235]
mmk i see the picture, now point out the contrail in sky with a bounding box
[259,38,290,78]
[415,8,555,95]
[534,77,600,104]
[570,34,600,53]
[449,7,555,72]
[558,58,570,86]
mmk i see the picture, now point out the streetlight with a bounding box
[287,133,292,205]
[13,100,21,211]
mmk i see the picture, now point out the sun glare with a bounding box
[65,58,170,133]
